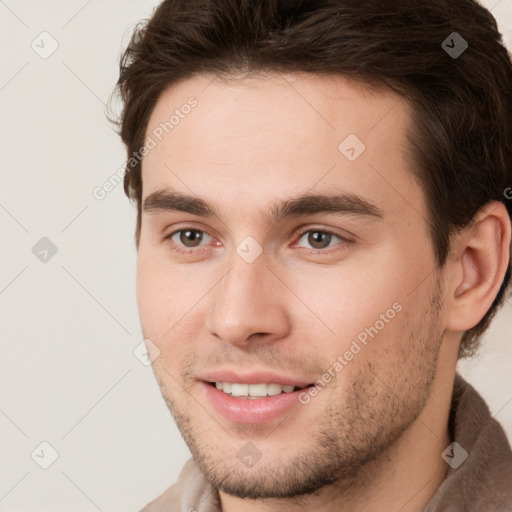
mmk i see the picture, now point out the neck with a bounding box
[219,358,456,512]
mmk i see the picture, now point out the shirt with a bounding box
[140,374,512,511]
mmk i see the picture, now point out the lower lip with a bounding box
[201,382,306,424]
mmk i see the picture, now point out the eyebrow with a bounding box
[142,188,384,224]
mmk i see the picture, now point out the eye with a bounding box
[294,228,350,253]
[164,226,352,256]
[165,228,214,253]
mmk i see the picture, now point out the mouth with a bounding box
[201,380,316,424]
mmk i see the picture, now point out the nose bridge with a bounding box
[206,251,288,345]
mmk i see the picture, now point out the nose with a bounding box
[205,253,290,347]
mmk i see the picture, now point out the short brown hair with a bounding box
[113,0,512,357]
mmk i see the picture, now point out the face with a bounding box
[136,72,447,499]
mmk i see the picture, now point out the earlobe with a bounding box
[445,201,511,332]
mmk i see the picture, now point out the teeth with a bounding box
[249,383,267,397]
[267,383,282,396]
[214,382,298,398]
[231,383,249,397]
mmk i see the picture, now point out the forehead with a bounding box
[141,72,424,222]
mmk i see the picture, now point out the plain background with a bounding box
[0,1,511,510]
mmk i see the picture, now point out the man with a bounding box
[113,0,512,510]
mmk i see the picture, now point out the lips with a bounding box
[198,369,315,424]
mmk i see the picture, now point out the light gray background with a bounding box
[0,1,511,510]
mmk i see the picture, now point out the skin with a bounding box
[136,72,511,511]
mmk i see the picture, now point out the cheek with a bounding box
[288,245,433,374]
[135,247,182,339]
[136,243,190,313]
[136,248,209,363]
[136,251,162,332]
[291,257,406,343]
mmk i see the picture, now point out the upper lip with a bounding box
[199,369,314,388]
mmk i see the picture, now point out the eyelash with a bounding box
[164,226,352,256]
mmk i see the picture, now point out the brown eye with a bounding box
[296,229,343,251]
[179,229,204,247]
[306,231,333,249]
[166,228,214,253]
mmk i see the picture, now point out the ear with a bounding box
[445,201,511,332]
